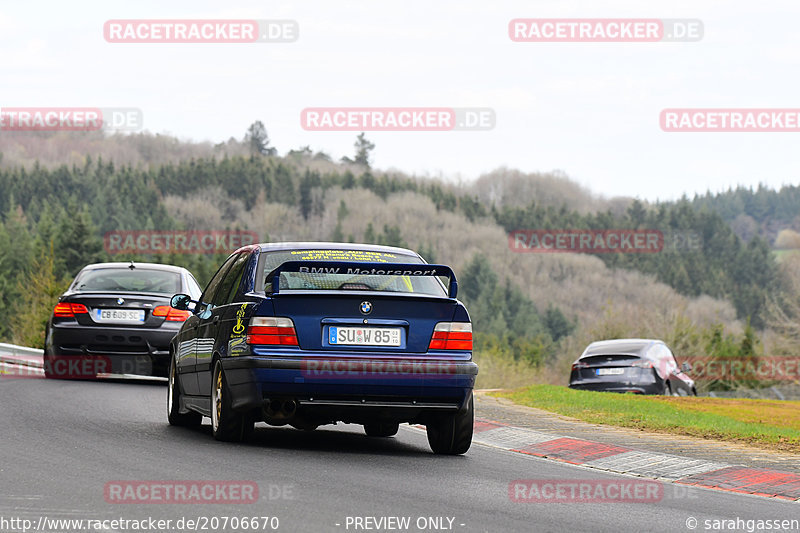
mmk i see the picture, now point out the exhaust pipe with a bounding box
[263,399,297,423]
[282,399,297,417]
[265,399,280,418]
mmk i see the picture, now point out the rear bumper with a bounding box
[46,323,178,376]
[220,355,478,422]
[569,380,662,395]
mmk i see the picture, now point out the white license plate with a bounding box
[94,309,145,323]
[328,326,401,346]
[597,368,625,376]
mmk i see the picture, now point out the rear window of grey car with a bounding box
[72,268,181,295]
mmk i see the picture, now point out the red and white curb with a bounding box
[468,418,800,501]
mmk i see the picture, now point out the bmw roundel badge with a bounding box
[117,298,125,305]
[360,301,372,315]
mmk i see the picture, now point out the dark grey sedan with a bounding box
[43,262,203,379]
[568,338,696,396]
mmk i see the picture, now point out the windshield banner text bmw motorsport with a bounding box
[266,261,458,298]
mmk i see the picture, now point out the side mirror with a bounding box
[681,361,692,373]
[170,293,194,311]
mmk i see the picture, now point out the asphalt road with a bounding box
[0,377,797,533]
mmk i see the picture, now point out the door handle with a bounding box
[212,316,220,324]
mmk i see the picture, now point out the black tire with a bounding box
[426,393,474,455]
[167,357,202,427]
[364,421,399,437]
[43,352,58,380]
[211,360,254,442]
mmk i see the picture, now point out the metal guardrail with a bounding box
[0,342,44,356]
[0,343,167,380]
[0,342,44,367]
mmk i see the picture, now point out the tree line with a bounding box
[0,146,790,361]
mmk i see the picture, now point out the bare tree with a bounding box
[353,132,375,167]
[244,120,277,156]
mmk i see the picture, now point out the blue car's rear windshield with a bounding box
[72,268,181,295]
[260,249,447,296]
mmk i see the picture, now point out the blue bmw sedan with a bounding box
[167,242,478,454]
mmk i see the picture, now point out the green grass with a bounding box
[495,385,800,452]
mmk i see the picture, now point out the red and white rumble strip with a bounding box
[463,418,800,501]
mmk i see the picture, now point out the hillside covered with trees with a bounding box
[1,126,797,387]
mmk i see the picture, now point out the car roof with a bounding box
[581,338,664,358]
[255,241,420,256]
[78,262,190,274]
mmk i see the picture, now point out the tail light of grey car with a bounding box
[152,305,190,322]
[53,302,89,318]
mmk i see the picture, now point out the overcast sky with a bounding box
[2,1,799,201]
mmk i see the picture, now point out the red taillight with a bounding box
[247,317,298,346]
[154,305,190,322]
[632,360,653,369]
[53,302,88,318]
[53,303,73,317]
[166,309,190,321]
[572,362,589,370]
[428,322,472,351]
